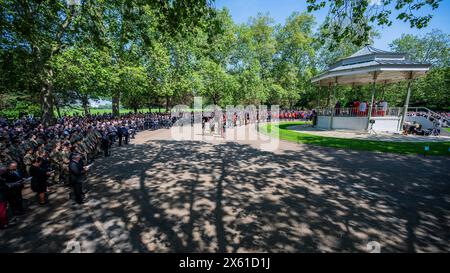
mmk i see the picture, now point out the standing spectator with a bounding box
[360,101,367,116]
[0,167,9,229]
[116,125,123,147]
[335,101,341,116]
[353,100,360,116]
[40,151,51,173]
[29,158,52,205]
[23,148,34,176]
[69,153,87,204]
[2,162,25,216]
[101,132,111,157]
[122,125,129,145]
[380,100,388,116]
[310,110,318,127]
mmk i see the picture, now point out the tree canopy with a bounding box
[1,0,449,122]
[307,0,443,47]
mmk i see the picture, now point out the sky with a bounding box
[215,0,450,50]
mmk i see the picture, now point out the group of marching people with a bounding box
[196,109,312,135]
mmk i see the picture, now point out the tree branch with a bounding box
[51,4,78,57]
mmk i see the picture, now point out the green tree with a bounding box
[238,60,267,105]
[247,13,277,82]
[274,12,316,108]
[0,0,216,122]
[389,30,450,67]
[387,31,450,110]
[229,14,276,105]
[307,0,443,47]
[198,59,239,106]
[0,0,98,125]
[52,47,116,116]
[120,65,149,113]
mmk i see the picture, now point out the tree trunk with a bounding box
[81,95,90,116]
[165,96,170,112]
[112,93,120,117]
[40,66,56,127]
[55,98,62,119]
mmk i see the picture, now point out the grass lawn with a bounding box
[261,121,450,156]
[445,128,450,133]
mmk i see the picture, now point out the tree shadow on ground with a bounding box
[1,137,449,252]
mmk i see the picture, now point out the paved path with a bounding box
[1,125,449,252]
[288,124,450,142]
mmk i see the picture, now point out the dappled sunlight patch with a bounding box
[140,228,171,252]
[3,127,449,253]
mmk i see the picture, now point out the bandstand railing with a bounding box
[317,107,402,117]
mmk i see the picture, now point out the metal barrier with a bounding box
[407,107,450,125]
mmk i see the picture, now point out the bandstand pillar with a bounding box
[329,77,338,130]
[399,72,414,131]
[366,72,379,131]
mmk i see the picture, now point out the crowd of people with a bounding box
[270,110,313,120]
[333,99,389,117]
[1,108,314,229]
[403,111,449,136]
[10,106,443,229]
[0,112,176,229]
[197,109,312,135]
[407,111,449,128]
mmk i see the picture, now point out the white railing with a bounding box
[317,107,402,117]
[407,107,449,127]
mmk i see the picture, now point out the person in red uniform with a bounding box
[354,100,360,116]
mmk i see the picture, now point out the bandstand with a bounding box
[311,45,431,133]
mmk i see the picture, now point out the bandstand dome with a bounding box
[311,45,431,86]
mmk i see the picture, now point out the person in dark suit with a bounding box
[335,100,341,116]
[122,125,129,145]
[29,157,52,205]
[0,167,10,228]
[310,110,318,127]
[69,153,87,204]
[1,162,25,215]
[116,125,123,146]
[40,151,51,172]
[101,132,110,157]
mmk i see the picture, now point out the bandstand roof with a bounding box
[311,45,432,86]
